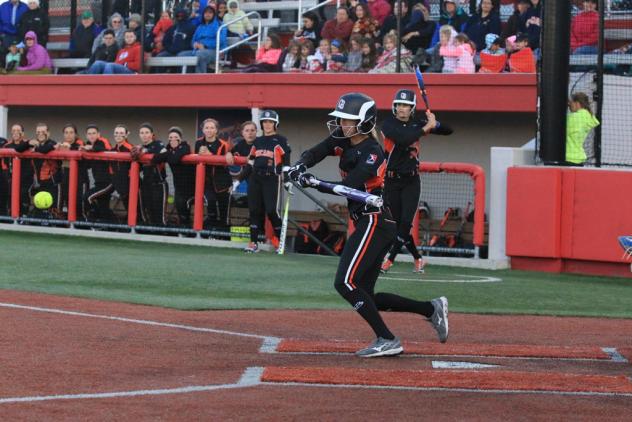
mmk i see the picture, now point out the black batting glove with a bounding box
[298,173,316,188]
[287,163,307,182]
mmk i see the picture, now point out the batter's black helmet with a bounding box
[327,92,377,138]
[392,89,417,116]
[260,110,279,129]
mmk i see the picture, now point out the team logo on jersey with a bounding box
[366,153,377,164]
[337,98,345,109]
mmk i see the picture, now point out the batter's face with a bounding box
[241,124,257,143]
[339,118,359,137]
[139,127,153,145]
[86,128,100,143]
[395,103,413,120]
[261,120,276,135]
[203,122,218,140]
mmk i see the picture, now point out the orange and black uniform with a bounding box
[83,137,114,221]
[240,134,290,243]
[296,132,405,340]
[140,140,168,226]
[195,138,232,229]
[381,115,452,263]
[61,139,89,219]
[112,140,134,210]
[152,141,194,226]
[29,139,62,211]
[6,139,32,214]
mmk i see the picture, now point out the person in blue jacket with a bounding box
[0,0,29,49]
[178,6,227,73]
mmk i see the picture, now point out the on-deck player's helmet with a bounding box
[392,89,417,116]
[259,110,279,129]
[327,92,377,139]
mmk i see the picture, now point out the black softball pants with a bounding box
[384,175,422,261]
[247,173,282,243]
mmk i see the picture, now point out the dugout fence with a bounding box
[0,149,486,257]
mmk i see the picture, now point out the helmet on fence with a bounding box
[327,92,377,139]
[392,89,417,116]
[260,110,279,129]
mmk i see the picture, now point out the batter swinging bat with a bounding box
[277,183,292,255]
[305,176,384,208]
[414,65,431,112]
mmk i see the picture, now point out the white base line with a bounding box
[0,367,264,404]
[262,382,632,398]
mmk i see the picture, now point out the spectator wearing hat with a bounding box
[127,13,143,42]
[464,0,500,52]
[224,0,254,38]
[12,30,51,74]
[70,10,101,58]
[0,0,28,49]
[92,13,126,53]
[158,7,196,58]
[151,126,195,226]
[478,33,506,73]
[508,33,535,73]
[326,38,347,72]
[321,7,354,42]
[17,0,48,47]
[571,0,599,55]
[4,40,21,71]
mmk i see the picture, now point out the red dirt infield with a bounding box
[1,290,632,420]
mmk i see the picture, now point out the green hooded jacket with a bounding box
[566,108,599,164]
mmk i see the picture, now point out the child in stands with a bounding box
[479,33,506,73]
[326,38,347,72]
[508,33,536,73]
[439,32,475,74]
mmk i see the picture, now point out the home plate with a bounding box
[432,361,500,369]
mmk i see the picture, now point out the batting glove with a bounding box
[286,164,307,182]
[298,173,316,188]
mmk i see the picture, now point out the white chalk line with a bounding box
[262,381,632,398]
[0,367,264,404]
[0,302,281,354]
[380,274,503,283]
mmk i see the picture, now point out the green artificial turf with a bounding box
[1,230,631,317]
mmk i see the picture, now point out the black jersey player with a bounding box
[380,89,453,274]
[287,92,449,358]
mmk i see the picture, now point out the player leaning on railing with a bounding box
[111,125,134,215]
[286,92,449,358]
[81,125,115,222]
[380,89,453,275]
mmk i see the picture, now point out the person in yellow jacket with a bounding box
[566,92,600,166]
[224,0,254,37]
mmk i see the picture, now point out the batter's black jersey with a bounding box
[298,133,386,215]
[141,140,167,184]
[381,115,453,174]
[248,134,291,175]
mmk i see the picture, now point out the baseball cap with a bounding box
[81,10,93,19]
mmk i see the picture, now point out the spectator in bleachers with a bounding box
[148,10,172,55]
[401,2,436,53]
[369,31,412,73]
[151,126,195,226]
[525,0,541,51]
[352,3,379,41]
[112,0,130,19]
[344,34,362,71]
[217,1,228,21]
[502,0,531,41]
[177,6,226,73]
[464,0,500,52]
[189,0,201,24]
[435,24,457,73]
[360,36,376,72]
[478,33,506,73]
[429,0,469,48]
[4,40,21,71]
[224,0,254,38]
[379,0,408,46]
[92,13,126,53]
[508,33,535,72]
[366,0,391,27]
[131,0,162,24]
[308,38,330,72]
[86,29,120,69]
[571,0,599,55]
[86,29,141,74]
[282,39,300,72]
[159,8,197,58]
[127,13,143,42]
[70,11,101,58]
[0,0,28,49]
[321,7,354,42]
[297,39,314,71]
[294,11,321,46]
[195,118,233,230]
[326,38,347,72]
[440,32,475,73]
[12,31,51,74]
[17,0,48,47]
[241,33,283,72]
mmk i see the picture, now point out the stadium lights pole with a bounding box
[594,0,605,167]
[396,1,402,73]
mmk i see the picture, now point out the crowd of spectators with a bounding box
[0,0,624,74]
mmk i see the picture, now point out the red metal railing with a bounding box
[0,149,247,232]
